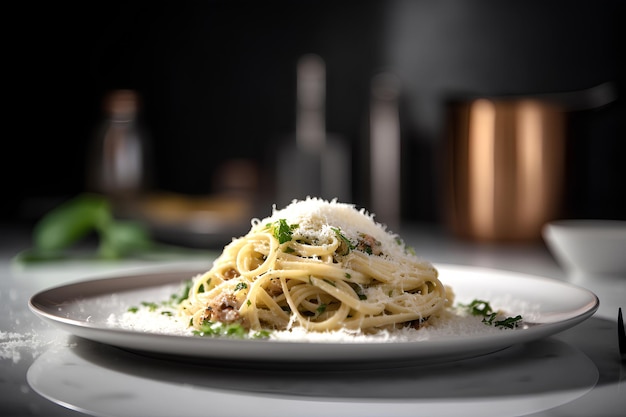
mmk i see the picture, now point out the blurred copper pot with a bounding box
[442,83,616,242]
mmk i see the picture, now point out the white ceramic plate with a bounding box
[28,264,599,365]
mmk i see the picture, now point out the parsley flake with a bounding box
[460,299,523,329]
[270,219,298,244]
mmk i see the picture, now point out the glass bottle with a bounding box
[87,89,152,204]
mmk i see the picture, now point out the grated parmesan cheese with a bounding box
[254,197,414,261]
[110,304,506,343]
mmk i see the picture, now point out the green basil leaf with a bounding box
[33,194,111,252]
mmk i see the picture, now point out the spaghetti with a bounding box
[178,198,453,334]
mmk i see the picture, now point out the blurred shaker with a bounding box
[87,89,152,203]
[276,54,351,207]
[369,72,401,231]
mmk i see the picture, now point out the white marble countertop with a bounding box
[1,224,624,417]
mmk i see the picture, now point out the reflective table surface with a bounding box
[1,224,624,417]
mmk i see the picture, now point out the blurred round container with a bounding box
[443,97,566,241]
[542,220,626,275]
[442,83,616,242]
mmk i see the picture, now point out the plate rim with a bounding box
[28,263,599,363]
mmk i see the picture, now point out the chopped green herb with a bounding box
[332,227,355,255]
[463,299,492,316]
[171,280,193,304]
[127,306,139,313]
[395,237,416,256]
[141,301,159,312]
[482,312,497,325]
[345,272,351,279]
[251,329,272,339]
[495,315,523,329]
[459,299,523,329]
[354,286,367,300]
[234,282,248,291]
[270,219,298,244]
[193,321,246,337]
[192,320,271,339]
[316,303,327,315]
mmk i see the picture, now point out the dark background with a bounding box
[4,0,625,233]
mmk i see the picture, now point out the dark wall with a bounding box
[4,0,625,227]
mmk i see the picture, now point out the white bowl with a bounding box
[542,219,626,275]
